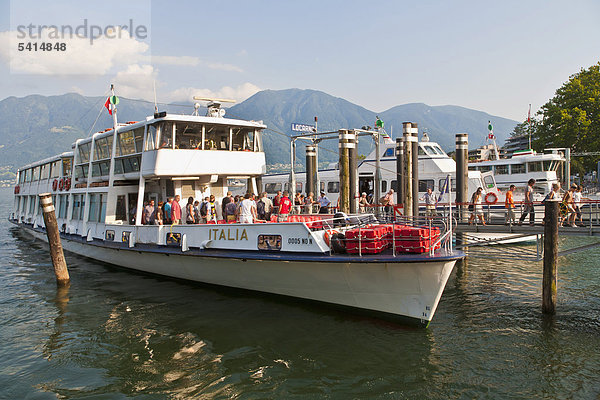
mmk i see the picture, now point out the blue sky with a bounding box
[0,0,598,120]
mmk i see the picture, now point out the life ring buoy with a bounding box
[485,192,498,205]
[324,229,339,247]
[59,178,64,191]
[14,185,20,194]
[52,179,58,191]
[65,178,71,191]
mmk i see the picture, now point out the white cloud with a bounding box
[165,82,261,104]
[0,29,149,75]
[112,64,158,100]
[150,55,200,66]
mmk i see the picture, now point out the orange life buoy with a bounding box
[59,178,64,191]
[324,229,339,247]
[52,179,58,191]
[65,178,71,191]
[485,192,498,205]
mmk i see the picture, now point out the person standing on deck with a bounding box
[207,195,217,222]
[359,192,370,213]
[258,192,273,221]
[518,179,536,225]
[185,197,195,224]
[155,202,164,225]
[163,198,172,225]
[273,191,282,215]
[504,185,516,224]
[221,191,233,217]
[239,193,258,223]
[278,191,292,221]
[318,191,331,214]
[143,200,156,225]
[171,195,182,224]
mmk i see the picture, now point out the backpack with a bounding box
[257,200,266,218]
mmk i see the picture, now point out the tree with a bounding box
[533,62,600,173]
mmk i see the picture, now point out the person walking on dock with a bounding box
[469,187,486,225]
[574,185,583,225]
[562,184,577,227]
[519,178,536,225]
[505,185,516,224]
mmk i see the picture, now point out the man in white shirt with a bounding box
[317,191,331,214]
[239,192,257,223]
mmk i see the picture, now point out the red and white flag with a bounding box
[104,97,112,115]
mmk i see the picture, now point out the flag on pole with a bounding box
[487,120,494,139]
[104,97,112,115]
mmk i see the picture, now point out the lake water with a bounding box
[0,187,599,399]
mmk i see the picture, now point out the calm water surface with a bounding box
[0,188,599,399]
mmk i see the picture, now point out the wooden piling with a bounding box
[338,130,351,213]
[39,193,70,286]
[348,134,358,214]
[455,133,469,222]
[542,200,559,314]
[411,123,419,218]
[402,123,414,217]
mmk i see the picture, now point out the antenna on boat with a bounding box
[192,96,236,118]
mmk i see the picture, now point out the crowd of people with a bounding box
[137,190,336,226]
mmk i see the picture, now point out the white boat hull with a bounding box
[18,223,458,326]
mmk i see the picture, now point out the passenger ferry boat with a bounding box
[469,148,566,200]
[9,92,464,327]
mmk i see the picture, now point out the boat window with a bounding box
[24,169,31,182]
[468,166,477,171]
[381,180,387,192]
[478,165,492,172]
[72,194,81,220]
[50,161,60,178]
[484,175,495,189]
[543,160,554,171]
[296,182,302,193]
[419,179,434,192]
[494,165,509,175]
[80,195,86,220]
[391,180,398,192]
[92,161,110,177]
[328,181,340,193]
[204,124,229,150]
[418,146,427,156]
[432,145,446,155]
[422,145,436,156]
[175,122,203,149]
[265,182,282,194]
[511,164,525,174]
[29,196,37,215]
[18,171,24,184]
[75,165,88,179]
[58,194,68,219]
[30,166,39,181]
[232,127,255,151]
[40,164,50,180]
[88,194,98,222]
[62,158,72,177]
[117,130,137,156]
[78,142,91,163]
[114,155,141,174]
[527,162,543,173]
[115,195,127,221]
[320,181,325,193]
[93,136,113,160]
[383,148,394,157]
[438,178,456,192]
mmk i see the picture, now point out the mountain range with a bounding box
[0,89,519,179]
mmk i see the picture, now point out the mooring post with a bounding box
[543,199,559,314]
[395,137,404,207]
[402,123,413,217]
[455,133,469,222]
[411,123,419,219]
[39,193,70,286]
[338,129,351,213]
[348,131,358,214]
[306,144,317,197]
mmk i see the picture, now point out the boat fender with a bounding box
[324,229,339,247]
[330,232,346,254]
[200,240,213,249]
[52,179,58,191]
[485,192,498,205]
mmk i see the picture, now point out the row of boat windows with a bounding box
[18,159,72,184]
[469,160,561,174]
[16,193,107,223]
[381,144,447,158]
[264,178,460,194]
